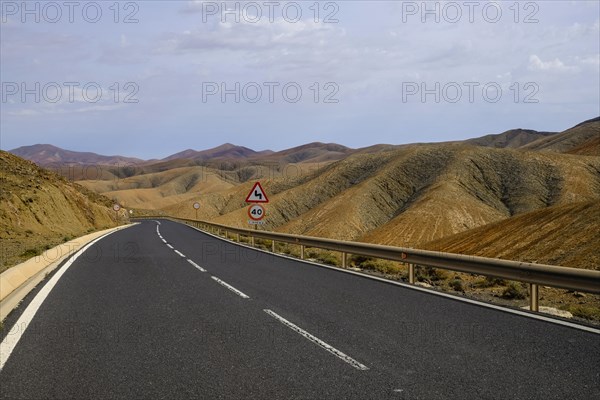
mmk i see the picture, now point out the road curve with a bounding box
[1,219,598,399]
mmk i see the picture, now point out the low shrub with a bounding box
[501,282,527,300]
[360,259,403,275]
[316,251,340,266]
[474,276,508,288]
[298,248,338,266]
[20,248,40,258]
[566,305,600,321]
[449,279,464,292]
[416,266,448,282]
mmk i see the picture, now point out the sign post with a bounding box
[113,204,121,222]
[193,202,200,220]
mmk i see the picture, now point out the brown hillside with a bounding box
[421,201,600,270]
[10,144,142,166]
[209,145,600,251]
[566,135,600,156]
[522,117,600,155]
[0,151,118,272]
[79,166,236,210]
[80,161,326,212]
[464,129,557,149]
[359,146,600,247]
[211,150,399,229]
[162,143,264,162]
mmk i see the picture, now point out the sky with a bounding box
[1,0,599,159]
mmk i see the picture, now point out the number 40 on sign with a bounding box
[248,204,265,224]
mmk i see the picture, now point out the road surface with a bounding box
[1,219,598,399]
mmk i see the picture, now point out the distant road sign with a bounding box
[248,204,265,221]
[113,204,121,212]
[193,202,200,210]
[245,182,269,203]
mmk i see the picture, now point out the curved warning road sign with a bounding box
[245,182,269,203]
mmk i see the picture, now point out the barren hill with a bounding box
[10,144,142,166]
[521,117,600,155]
[84,166,237,210]
[10,118,599,272]
[464,129,557,148]
[0,151,119,271]
[263,142,353,163]
[162,143,271,162]
[421,201,600,270]
[211,145,600,252]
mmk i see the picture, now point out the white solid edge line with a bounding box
[186,259,206,272]
[174,250,186,258]
[264,309,369,371]
[211,276,250,299]
[166,244,174,249]
[183,223,600,335]
[0,229,125,372]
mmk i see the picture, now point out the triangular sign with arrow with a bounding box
[245,182,269,203]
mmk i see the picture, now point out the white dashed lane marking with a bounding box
[211,277,250,299]
[187,259,206,272]
[263,309,369,371]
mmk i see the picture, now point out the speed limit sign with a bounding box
[248,204,265,221]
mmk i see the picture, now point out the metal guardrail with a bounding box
[134,216,600,312]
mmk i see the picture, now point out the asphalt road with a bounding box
[1,219,598,399]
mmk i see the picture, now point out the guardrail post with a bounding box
[408,264,415,284]
[272,240,276,253]
[251,236,255,247]
[237,233,240,242]
[530,283,539,312]
[300,245,305,260]
[341,252,347,268]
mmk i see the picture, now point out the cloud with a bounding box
[528,55,579,73]
[154,18,343,54]
[6,109,40,117]
[1,83,133,118]
[576,55,600,68]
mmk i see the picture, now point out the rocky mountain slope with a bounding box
[211,144,600,250]
[521,117,600,155]
[421,200,600,270]
[0,151,119,272]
